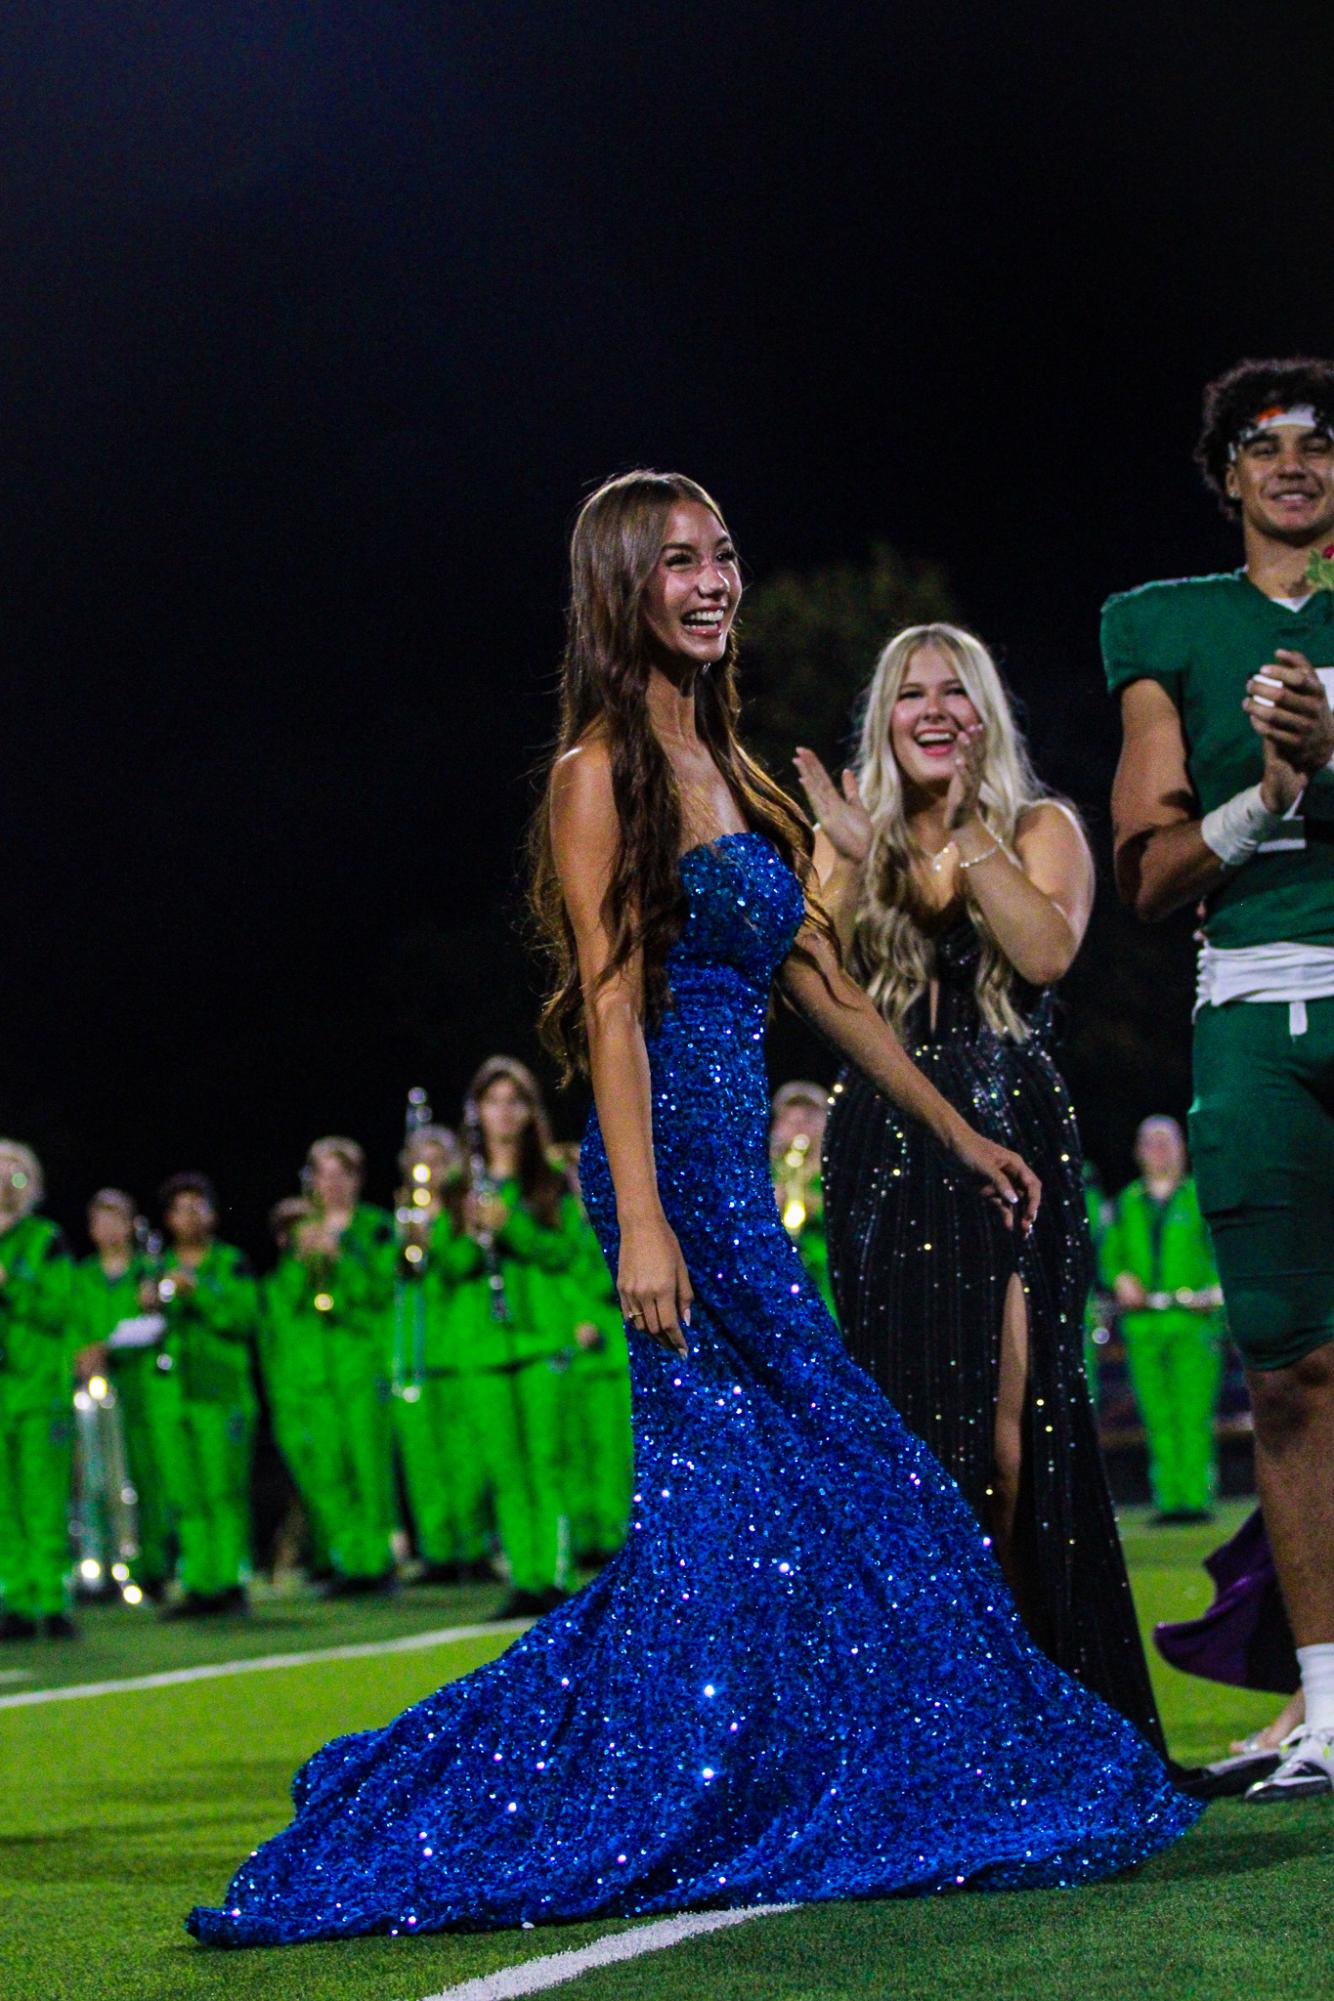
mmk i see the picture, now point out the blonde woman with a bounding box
[796,622,1164,1754]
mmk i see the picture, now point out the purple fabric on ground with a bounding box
[1153,1506,1297,1694]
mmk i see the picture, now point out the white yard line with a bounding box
[0,1619,527,1710]
[412,1905,798,2001]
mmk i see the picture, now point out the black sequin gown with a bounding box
[824,914,1166,1754]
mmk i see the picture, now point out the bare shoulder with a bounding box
[551,737,615,832]
[549,736,622,906]
[1016,798,1091,857]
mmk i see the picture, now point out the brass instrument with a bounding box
[777,1131,814,1239]
[72,1218,162,1605]
[463,1095,511,1325]
[392,1087,436,1396]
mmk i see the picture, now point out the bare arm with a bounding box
[1110,679,1229,921]
[792,748,871,956]
[778,925,1041,1229]
[954,801,1095,985]
[549,744,691,1359]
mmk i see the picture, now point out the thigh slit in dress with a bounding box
[825,912,1165,1752]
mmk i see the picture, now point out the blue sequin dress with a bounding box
[189,834,1198,1948]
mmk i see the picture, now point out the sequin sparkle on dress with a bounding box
[188,833,1197,1948]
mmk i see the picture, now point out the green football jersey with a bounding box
[1101,572,1334,948]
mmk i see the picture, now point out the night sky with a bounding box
[5,5,1333,1254]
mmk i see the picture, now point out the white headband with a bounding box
[1229,403,1327,459]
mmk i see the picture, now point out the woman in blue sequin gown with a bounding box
[188,475,1198,1948]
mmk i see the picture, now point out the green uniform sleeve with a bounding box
[1098,1202,1125,1288]
[11,1227,75,1339]
[430,1211,485,1281]
[496,1197,580,1274]
[1100,589,1183,706]
[185,1250,258,1344]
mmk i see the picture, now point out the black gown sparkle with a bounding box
[824,914,1166,1754]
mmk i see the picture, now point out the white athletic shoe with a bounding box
[1244,1727,1334,1803]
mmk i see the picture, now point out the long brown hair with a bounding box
[457,1055,565,1229]
[531,469,830,1077]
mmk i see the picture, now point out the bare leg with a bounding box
[992,1271,1032,1614]
[1230,1688,1304,1756]
[1248,1342,1334,1646]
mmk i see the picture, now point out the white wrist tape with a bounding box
[1199,783,1285,867]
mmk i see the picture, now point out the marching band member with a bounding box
[150,1174,258,1617]
[555,1145,632,1567]
[444,1058,580,1620]
[269,1138,397,1595]
[0,1141,77,1640]
[769,1081,836,1317]
[393,1121,491,1584]
[74,1189,171,1600]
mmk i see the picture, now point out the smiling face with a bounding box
[887,643,982,793]
[1227,423,1334,548]
[639,500,741,670]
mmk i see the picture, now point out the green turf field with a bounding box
[2,1505,1330,2001]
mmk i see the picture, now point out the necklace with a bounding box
[925,840,956,875]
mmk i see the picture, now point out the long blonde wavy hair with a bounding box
[854,623,1058,1041]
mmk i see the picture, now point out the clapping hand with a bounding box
[792,748,872,863]
[945,722,988,831]
[1245,649,1334,775]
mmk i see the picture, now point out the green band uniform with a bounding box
[441,1181,580,1598]
[0,1216,76,1619]
[1100,1176,1224,1514]
[560,1205,633,1563]
[75,1254,173,1590]
[1102,573,1334,1369]
[268,1206,397,1583]
[151,1242,258,1600]
[257,1266,333,1575]
[390,1213,491,1572]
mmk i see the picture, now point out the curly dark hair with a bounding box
[529,470,837,1080]
[1196,356,1334,515]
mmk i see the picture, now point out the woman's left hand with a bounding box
[945,722,987,832]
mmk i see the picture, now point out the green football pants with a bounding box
[464,1361,569,1595]
[562,1369,633,1558]
[1191,997,1334,1369]
[394,1375,489,1566]
[115,1356,173,1586]
[152,1392,254,1599]
[1121,1311,1223,1514]
[0,1401,74,1617]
